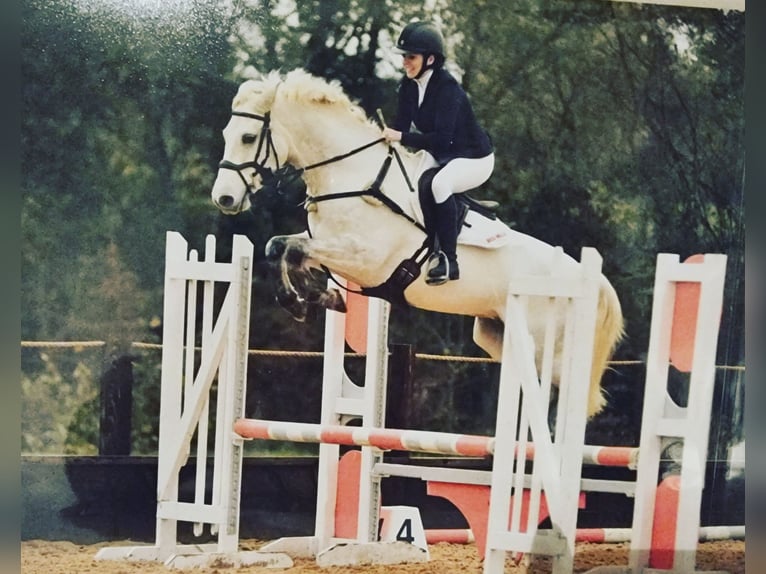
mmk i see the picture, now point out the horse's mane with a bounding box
[233,69,374,129]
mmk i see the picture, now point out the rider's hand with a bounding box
[382,127,402,142]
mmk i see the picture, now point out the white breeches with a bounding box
[426,153,495,204]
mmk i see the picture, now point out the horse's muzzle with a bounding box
[212,191,252,215]
[214,194,237,210]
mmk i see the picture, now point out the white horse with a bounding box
[211,69,623,417]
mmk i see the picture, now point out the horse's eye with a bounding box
[242,133,258,145]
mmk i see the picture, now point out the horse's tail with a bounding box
[587,275,625,418]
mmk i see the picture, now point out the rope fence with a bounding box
[20,340,746,370]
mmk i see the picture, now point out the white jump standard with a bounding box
[95,232,293,569]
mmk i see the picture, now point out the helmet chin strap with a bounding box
[414,54,436,79]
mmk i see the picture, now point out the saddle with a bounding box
[456,193,499,223]
[418,168,499,242]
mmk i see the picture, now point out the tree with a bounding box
[21,0,241,340]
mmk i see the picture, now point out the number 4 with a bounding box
[395,518,415,544]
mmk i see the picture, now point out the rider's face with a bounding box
[402,53,424,79]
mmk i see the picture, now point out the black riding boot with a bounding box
[418,168,441,246]
[426,196,460,285]
[418,168,444,280]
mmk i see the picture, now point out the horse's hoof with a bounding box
[275,289,308,322]
[320,288,347,313]
[279,301,308,322]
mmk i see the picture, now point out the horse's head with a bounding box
[211,74,288,214]
[212,69,384,215]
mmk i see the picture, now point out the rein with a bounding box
[304,149,425,233]
[303,137,386,172]
[220,108,424,232]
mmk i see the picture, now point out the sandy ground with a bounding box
[21,538,745,573]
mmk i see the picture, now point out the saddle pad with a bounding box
[460,209,512,249]
[407,192,511,250]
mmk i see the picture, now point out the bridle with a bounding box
[217,108,422,232]
[216,110,283,212]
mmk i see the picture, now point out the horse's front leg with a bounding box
[272,273,310,322]
[266,232,374,274]
[265,232,348,320]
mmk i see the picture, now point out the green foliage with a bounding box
[230,0,404,113]
[21,350,100,454]
[65,243,152,354]
[21,0,239,340]
[439,0,744,359]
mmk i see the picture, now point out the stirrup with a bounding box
[426,251,442,272]
[426,252,448,285]
[426,254,459,285]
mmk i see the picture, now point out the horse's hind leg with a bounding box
[474,315,560,434]
[474,310,611,420]
[473,317,504,361]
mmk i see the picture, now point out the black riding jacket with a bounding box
[392,68,493,166]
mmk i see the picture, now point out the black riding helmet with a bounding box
[396,21,445,77]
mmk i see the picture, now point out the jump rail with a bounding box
[234,418,639,466]
[424,525,746,545]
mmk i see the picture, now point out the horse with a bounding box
[211,69,623,417]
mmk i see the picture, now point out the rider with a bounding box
[382,21,494,285]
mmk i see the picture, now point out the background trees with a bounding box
[21,0,744,454]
